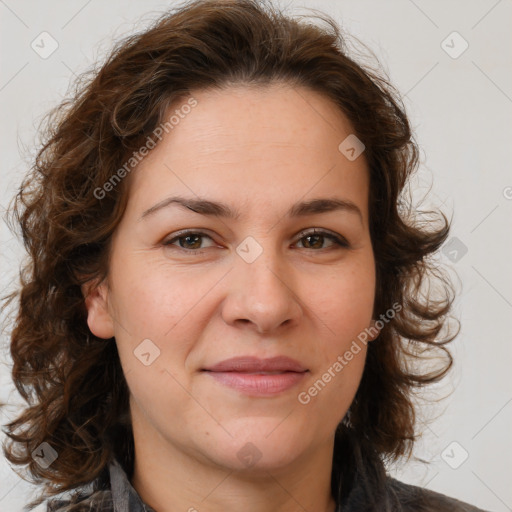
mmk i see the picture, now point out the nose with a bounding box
[221,244,303,335]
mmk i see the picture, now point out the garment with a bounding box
[46,428,491,512]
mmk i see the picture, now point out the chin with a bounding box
[210,445,301,476]
[197,419,311,473]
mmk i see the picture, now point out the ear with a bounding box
[82,278,115,339]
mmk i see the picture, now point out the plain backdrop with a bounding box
[1,1,511,511]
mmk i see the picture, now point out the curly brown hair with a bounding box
[1,0,457,509]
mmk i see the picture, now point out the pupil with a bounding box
[306,235,322,249]
[184,235,200,248]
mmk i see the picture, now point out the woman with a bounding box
[1,0,489,510]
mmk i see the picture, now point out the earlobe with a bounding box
[82,279,115,340]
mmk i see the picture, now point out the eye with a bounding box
[295,228,349,250]
[163,231,216,252]
[162,228,350,254]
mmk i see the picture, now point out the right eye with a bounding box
[162,230,217,253]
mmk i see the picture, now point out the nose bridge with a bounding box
[223,234,301,332]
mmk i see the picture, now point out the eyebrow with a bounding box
[139,195,363,224]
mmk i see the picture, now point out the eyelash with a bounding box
[162,228,350,254]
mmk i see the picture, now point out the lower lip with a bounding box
[204,371,307,396]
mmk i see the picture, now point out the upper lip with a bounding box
[202,356,307,373]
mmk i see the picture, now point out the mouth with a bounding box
[202,369,308,396]
[202,355,307,373]
[201,355,308,396]
[202,369,308,376]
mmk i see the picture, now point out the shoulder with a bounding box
[386,477,491,512]
[46,461,114,511]
[46,490,114,511]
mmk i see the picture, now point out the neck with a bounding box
[130,410,338,512]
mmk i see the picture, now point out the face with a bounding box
[85,83,377,474]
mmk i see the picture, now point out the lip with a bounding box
[202,356,307,373]
[205,371,307,396]
[202,356,309,397]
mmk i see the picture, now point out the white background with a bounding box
[1,1,511,511]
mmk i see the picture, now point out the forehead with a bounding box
[125,83,370,223]
[163,83,358,157]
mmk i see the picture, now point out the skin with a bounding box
[84,82,378,512]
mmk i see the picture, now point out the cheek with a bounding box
[124,364,203,447]
[297,341,367,425]
[117,329,196,426]
[313,263,375,342]
[107,268,197,390]
[109,258,208,339]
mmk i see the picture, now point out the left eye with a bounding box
[163,229,349,252]
[295,229,349,250]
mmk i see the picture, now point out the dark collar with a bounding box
[109,458,157,512]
